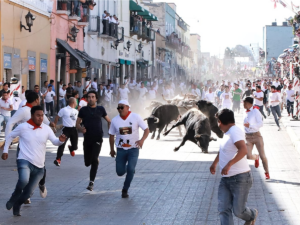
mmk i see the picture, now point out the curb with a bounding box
[282,118,300,155]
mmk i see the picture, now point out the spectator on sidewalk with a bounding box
[41,81,48,94]
[44,85,56,118]
[210,108,258,224]
[59,84,67,110]
[66,83,74,100]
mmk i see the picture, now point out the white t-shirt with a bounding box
[59,88,66,100]
[253,91,264,106]
[128,82,136,90]
[220,92,232,106]
[79,99,88,108]
[139,87,148,99]
[20,92,26,101]
[273,81,280,88]
[286,89,295,102]
[44,91,56,103]
[163,89,171,98]
[109,112,148,150]
[205,92,215,102]
[104,90,113,102]
[0,98,13,116]
[12,97,22,110]
[148,90,156,99]
[219,125,250,177]
[119,88,130,100]
[19,100,27,109]
[58,106,78,127]
[269,92,281,107]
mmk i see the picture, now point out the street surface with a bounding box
[0,111,300,225]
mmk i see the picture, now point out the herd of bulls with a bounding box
[144,95,224,153]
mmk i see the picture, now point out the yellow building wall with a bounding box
[1,0,51,87]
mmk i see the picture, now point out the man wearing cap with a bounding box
[232,83,242,113]
[243,97,270,180]
[109,100,149,198]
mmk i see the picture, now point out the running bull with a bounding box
[163,109,216,153]
[196,100,224,138]
[145,105,182,140]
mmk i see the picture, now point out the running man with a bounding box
[210,108,258,224]
[253,86,266,119]
[220,86,232,109]
[53,97,78,166]
[232,83,242,113]
[2,106,66,216]
[243,97,270,179]
[269,85,282,131]
[76,90,111,191]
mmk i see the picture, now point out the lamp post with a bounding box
[111,40,120,50]
[20,11,35,32]
[136,41,143,53]
[124,41,132,51]
[67,25,79,42]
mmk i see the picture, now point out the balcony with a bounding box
[166,33,181,50]
[130,21,143,39]
[142,26,155,42]
[100,19,119,39]
[88,15,100,35]
[178,19,187,32]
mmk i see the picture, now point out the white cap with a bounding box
[118,100,130,107]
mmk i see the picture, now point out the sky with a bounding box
[153,0,294,58]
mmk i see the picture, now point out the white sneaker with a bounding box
[39,185,47,198]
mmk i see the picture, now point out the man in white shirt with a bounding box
[104,85,113,109]
[210,108,258,224]
[191,84,201,99]
[78,94,88,111]
[109,100,149,198]
[2,105,66,216]
[243,97,269,179]
[272,78,280,88]
[286,85,295,117]
[270,85,282,130]
[138,83,148,101]
[253,86,266,119]
[205,87,215,103]
[91,78,98,91]
[59,84,67,111]
[220,86,232,109]
[11,91,21,117]
[43,85,56,118]
[53,98,78,166]
[148,86,156,100]
[20,86,25,101]
[118,84,130,101]
[0,91,13,130]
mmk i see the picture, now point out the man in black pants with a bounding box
[53,97,78,166]
[76,90,111,191]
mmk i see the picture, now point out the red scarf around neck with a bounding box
[121,111,131,120]
[27,119,42,130]
[23,102,33,108]
[256,90,262,93]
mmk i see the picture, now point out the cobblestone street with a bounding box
[0,113,300,225]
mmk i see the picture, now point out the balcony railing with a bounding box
[88,15,100,34]
[178,20,187,32]
[166,33,180,50]
[130,21,143,38]
[101,19,119,39]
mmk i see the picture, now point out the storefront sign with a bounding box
[4,53,12,69]
[40,59,47,73]
[28,56,36,71]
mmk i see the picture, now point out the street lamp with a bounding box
[111,40,120,50]
[20,11,35,32]
[67,25,80,42]
[124,41,132,51]
[136,42,143,53]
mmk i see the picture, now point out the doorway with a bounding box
[28,71,36,90]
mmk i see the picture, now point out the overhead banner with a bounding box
[4,53,12,69]
[40,59,47,73]
[28,56,36,71]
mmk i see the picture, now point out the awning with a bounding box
[119,59,125,64]
[75,49,102,69]
[56,39,85,69]
[137,9,158,21]
[137,61,146,69]
[126,60,132,65]
[130,0,144,12]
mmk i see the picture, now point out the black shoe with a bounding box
[87,182,94,191]
[6,200,14,210]
[13,204,21,216]
[54,159,61,167]
[24,198,31,205]
[122,189,129,198]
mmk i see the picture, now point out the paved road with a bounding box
[0,112,300,225]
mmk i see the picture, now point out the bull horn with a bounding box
[194,134,201,138]
[144,117,149,121]
[154,116,160,123]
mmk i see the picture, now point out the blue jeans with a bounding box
[116,148,139,191]
[59,99,66,111]
[0,115,10,128]
[270,105,281,127]
[218,172,256,224]
[8,159,44,208]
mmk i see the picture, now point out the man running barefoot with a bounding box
[53,97,78,166]
[243,97,270,180]
[2,106,66,216]
[109,100,149,198]
[76,91,111,191]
